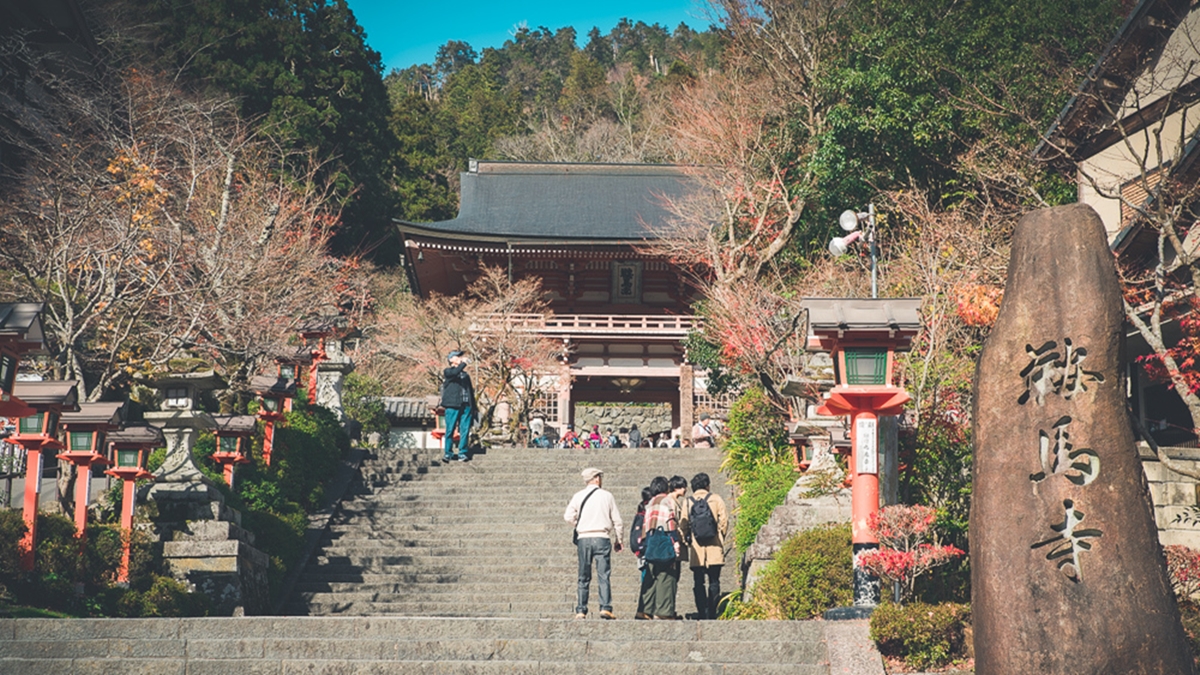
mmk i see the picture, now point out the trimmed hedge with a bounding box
[870,601,972,670]
[725,522,853,619]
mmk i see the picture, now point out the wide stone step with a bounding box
[0,616,878,673]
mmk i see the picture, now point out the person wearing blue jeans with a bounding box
[564,467,623,619]
[440,350,475,462]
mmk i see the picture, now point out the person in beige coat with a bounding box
[678,472,729,620]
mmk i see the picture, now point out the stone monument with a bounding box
[972,204,1193,673]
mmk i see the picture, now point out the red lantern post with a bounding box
[250,375,294,466]
[298,321,334,406]
[104,424,162,583]
[58,402,124,538]
[275,347,313,413]
[211,415,255,487]
[10,381,79,571]
[804,298,921,615]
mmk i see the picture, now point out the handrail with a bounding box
[477,313,700,335]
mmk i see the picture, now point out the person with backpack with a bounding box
[640,475,687,619]
[630,486,653,619]
[679,472,729,620]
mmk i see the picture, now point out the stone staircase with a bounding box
[0,615,875,673]
[0,444,886,674]
[286,445,733,619]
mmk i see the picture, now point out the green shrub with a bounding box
[343,372,390,439]
[732,460,798,554]
[870,601,972,670]
[726,523,853,620]
[721,386,790,479]
[240,507,306,595]
[115,574,208,617]
[0,508,27,582]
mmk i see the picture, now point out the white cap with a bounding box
[581,467,603,482]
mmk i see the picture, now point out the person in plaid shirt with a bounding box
[638,475,688,619]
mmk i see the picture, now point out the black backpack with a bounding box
[688,494,718,542]
[630,509,646,555]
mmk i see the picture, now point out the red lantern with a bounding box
[250,375,295,466]
[104,424,163,583]
[10,380,78,571]
[211,415,255,487]
[58,402,124,538]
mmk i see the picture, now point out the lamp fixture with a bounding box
[828,203,878,299]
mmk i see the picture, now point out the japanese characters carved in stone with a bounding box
[971,204,1193,674]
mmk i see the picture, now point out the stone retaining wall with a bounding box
[572,404,673,439]
[1142,444,1200,548]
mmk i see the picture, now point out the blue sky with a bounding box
[345,0,712,72]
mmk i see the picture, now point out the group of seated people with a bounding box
[529,416,720,449]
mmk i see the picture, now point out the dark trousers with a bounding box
[641,561,679,618]
[692,565,722,619]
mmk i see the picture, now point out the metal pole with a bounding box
[868,203,878,299]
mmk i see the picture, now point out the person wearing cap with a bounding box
[440,350,476,462]
[564,467,623,619]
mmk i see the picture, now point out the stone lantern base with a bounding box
[144,411,269,615]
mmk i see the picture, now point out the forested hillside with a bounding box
[1,0,1126,401]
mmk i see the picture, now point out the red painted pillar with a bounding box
[223,462,236,489]
[117,478,136,583]
[19,447,43,571]
[262,420,276,467]
[72,461,92,538]
[849,409,881,608]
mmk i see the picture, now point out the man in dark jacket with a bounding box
[441,350,475,462]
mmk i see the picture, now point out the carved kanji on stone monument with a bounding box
[972,204,1193,674]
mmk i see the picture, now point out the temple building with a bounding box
[396,160,722,441]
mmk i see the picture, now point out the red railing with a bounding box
[480,313,700,336]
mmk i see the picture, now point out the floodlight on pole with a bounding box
[840,209,867,232]
[829,231,863,256]
[828,203,878,299]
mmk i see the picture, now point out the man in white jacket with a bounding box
[564,467,623,619]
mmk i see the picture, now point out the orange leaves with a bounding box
[953,283,1003,327]
[106,146,169,226]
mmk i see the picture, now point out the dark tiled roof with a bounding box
[108,424,164,447]
[382,396,438,423]
[396,161,703,242]
[61,401,123,428]
[12,380,79,410]
[212,415,257,435]
[0,303,46,350]
[250,375,296,397]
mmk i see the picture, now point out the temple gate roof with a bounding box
[395,160,702,243]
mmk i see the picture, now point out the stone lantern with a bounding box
[250,374,294,466]
[58,401,124,538]
[135,369,268,615]
[10,380,79,570]
[211,415,256,488]
[104,424,163,583]
[137,369,229,521]
[0,303,46,419]
[803,297,921,614]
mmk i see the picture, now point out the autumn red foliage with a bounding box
[1166,544,1200,600]
[856,504,965,603]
